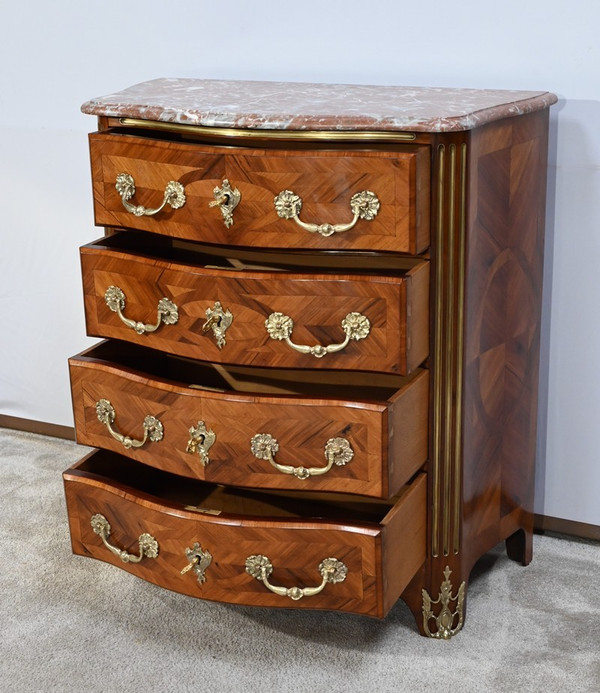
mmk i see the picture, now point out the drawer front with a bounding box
[90,132,430,254]
[64,450,427,618]
[81,241,429,375]
[69,344,429,498]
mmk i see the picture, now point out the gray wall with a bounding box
[1,0,599,526]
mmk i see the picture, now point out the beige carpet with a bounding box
[1,427,599,692]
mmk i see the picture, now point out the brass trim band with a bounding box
[453,143,467,555]
[431,141,467,558]
[431,144,445,558]
[442,144,457,558]
[118,118,417,143]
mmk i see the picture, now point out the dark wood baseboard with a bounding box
[534,513,600,542]
[1,414,598,541]
[0,414,75,441]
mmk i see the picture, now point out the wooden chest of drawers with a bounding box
[65,79,556,637]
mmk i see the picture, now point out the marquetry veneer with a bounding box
[69,340,429,498]
[64,449,426,618]
[65,79,556,637]
[90,131,430,254]
[80,230,429,374]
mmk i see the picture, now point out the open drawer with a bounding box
[81,231,429,375]
[89,130,430,254]
[64,449,427,618]
[69,341,428,499]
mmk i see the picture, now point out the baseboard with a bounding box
[534,514,600,542]
[0,414,75,441]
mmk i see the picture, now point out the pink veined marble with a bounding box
[81,78,557,133]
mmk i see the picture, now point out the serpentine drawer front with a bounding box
[69,341,428,498]
[63,449,427,618]
[89,131,430,254]
[81,232,429,375]
[68,79,556,637]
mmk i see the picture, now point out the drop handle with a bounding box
[265,311,370,358]
[250,434,353,480]
[95,399,164,450]
[104,286,178,335]
[245,555,348,600]
[274,189,379,237]
[115,173,186,217]
[90,514,159,564]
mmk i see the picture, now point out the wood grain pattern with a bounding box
[80,234,429,374]
[67,95,555,635]
[63,449,426,618]
[460,110,549,570]
[399,110,550,636]
[90,132,430,253]
[69,342,429,498]
[381,475,427,614]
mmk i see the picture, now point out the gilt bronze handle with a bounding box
[245,554,347,600]
[90,513,159,563]
[274,189,379,237]
[95,399,163,449]
[265,311,370,358]
[115,173,186,217]
[104,286,178,335]
[250,434,353,480]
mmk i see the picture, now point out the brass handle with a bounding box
[250,434,353,480]
[265,311,370,358]
[245,555,348,600]
[208,179,241,228]
[180,542,213,583]
[274,189,379,237]
[90,514,159,563]
[116,172,186,217]
[104,286,179,335]
[95,399,164,449]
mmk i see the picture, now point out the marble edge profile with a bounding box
[81,86,558,133]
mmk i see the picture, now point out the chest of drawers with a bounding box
[64,79,556,637]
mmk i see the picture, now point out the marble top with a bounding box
[81,78,557,133]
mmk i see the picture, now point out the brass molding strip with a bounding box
[432,143,445,558]
[118,118,417,143]
[442,144,457,557]
[431,140,467,558]
[453,143,468,555]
